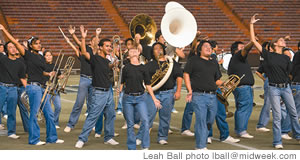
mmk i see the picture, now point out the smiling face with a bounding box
[200,42,212,57]
[100,41,112,56]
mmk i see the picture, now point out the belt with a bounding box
[0,82,17,87]
[29,82,42,86]
[81,74,92,79]
[269,83,288,88]
[291,82,300,85]
[195,90,216,94]
[158,88,173,92]
[94,87,109,91]
[126,92,144,96]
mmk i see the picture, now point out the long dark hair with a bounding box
[27,36,40,51]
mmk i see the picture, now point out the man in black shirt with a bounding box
[145,42,183,145]
[227,41,255,139]
[75,25,118,148]
[291,41,300,118]
[184,40,222,150]
[0,41,26,139]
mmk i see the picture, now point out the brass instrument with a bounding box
[20,91,30,112]
[217,74,245,118]
[55,56,75,94]
[129,14,157,45]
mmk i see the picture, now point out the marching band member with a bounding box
[291,41,300,118]
[250,13,300,148]
[228,40,255,139]
[0,24,64,145]
[75,25,118,148]
[184,40,222,150]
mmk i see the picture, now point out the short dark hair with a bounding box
[262,41,270,51]
[4,41,13,54]
[151,42,166,60]
[230,41,244,55]
[98,38,111,47]
[125,38,133,45]
[43,50,52,57]
[155,30,162,41]
[210,40,218,49]
[196,40,211,56]
[90,35,96,42]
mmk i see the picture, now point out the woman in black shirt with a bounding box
[250,14,300,149]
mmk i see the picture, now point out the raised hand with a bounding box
[68,25,76,35]
[250,13,260,24]
[0,24,5,30]
[80,25,87,38]
[96,28,101,35]
[135,33,141,44]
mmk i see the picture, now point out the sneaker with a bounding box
[256,127,270,132]
[84,113,88,117]
[114,133,120,137]
[181,130,195,136]
[116,110,122,115]
[55,125,60,129]
[207,137,212,144]
[121,123,127,129]
[8,134,20,139]
[222,136,240,143]
[75,140,84,148]
[142,148,149,150]
[281,134,292,140]
[168,129,173,134]
[240,133,254,139]
[0,124,4,130]
[172,109,178,114]
[274,144,283,149]
[136,139,142,145]
[35,141,46,146]
[3,115,8,120]
[95,133,101,138]
[195,147,208,150]
[55,139,64,144]
[64,126,71,133]
[104,139,119,145]
[134,124,140,129]
[158,140,168,145]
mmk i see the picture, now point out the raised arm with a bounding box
[0,24,25,55]
[250,14,262,53]
[93,28,101,52]
[80,25,90,60]
[68,25,81,46]
[60,27,80,57]
[241,41,254,57]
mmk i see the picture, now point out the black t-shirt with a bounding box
[227,50,254,86]
[291,51,300,83]
[121,63,150,94]
[211,53,222,78]
[257,63,265,74]
[78,45,93,76]
[0,54,26,85]
[146,60,183,91]
[23,49,46,84]
[141,45,152,61]
[184,56,221,92]
[261,48,291,84]
[89,53,111,88]
[42,63,61,85]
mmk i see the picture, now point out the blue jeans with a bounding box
[116,91,124,112]
[26,85,57,144]
[123,93,149,150]
[192,92,217,149]
[209,88,230,141]
[78,87,115,142]
[1,102,7,117]
[268,85,300,146]
[291,84,300,118]
[181,102,194,132]
[17,86,29,132]
[0,85,18,136]
[67,76,92,129]
[280,104,291,134]
[148,90,174,142]
[232,85,253,136]
[257,78,271,129]
[51,92,61,126]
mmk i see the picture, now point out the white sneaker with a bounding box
[104,139,119,145]
[281,134,292,140]
[64,126,71,133]
[8,134,20,139]
[142,148,149,150]
[134,124,140,129]
[55,125,60,129]
[121,123,127,129]
[168,129,173,134]
[207,137,212,144]
[158,140,168,145]
[181,130,195,136]
[195,147,208,150]
[35,141,46,146]
[256,127,270,132]
[172,109,178,114]
[114,133,120,137]
[222,136,240,143]
[136,139,142,145]
[55,139,64,144]
[0,124,4,130]
[84,113,88,117]
[116,110,122,115]
[275,144,283,149]
[3,115,8,120]
[95,133,101,138]
[240,133,254,139]
[75,140,84,148]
